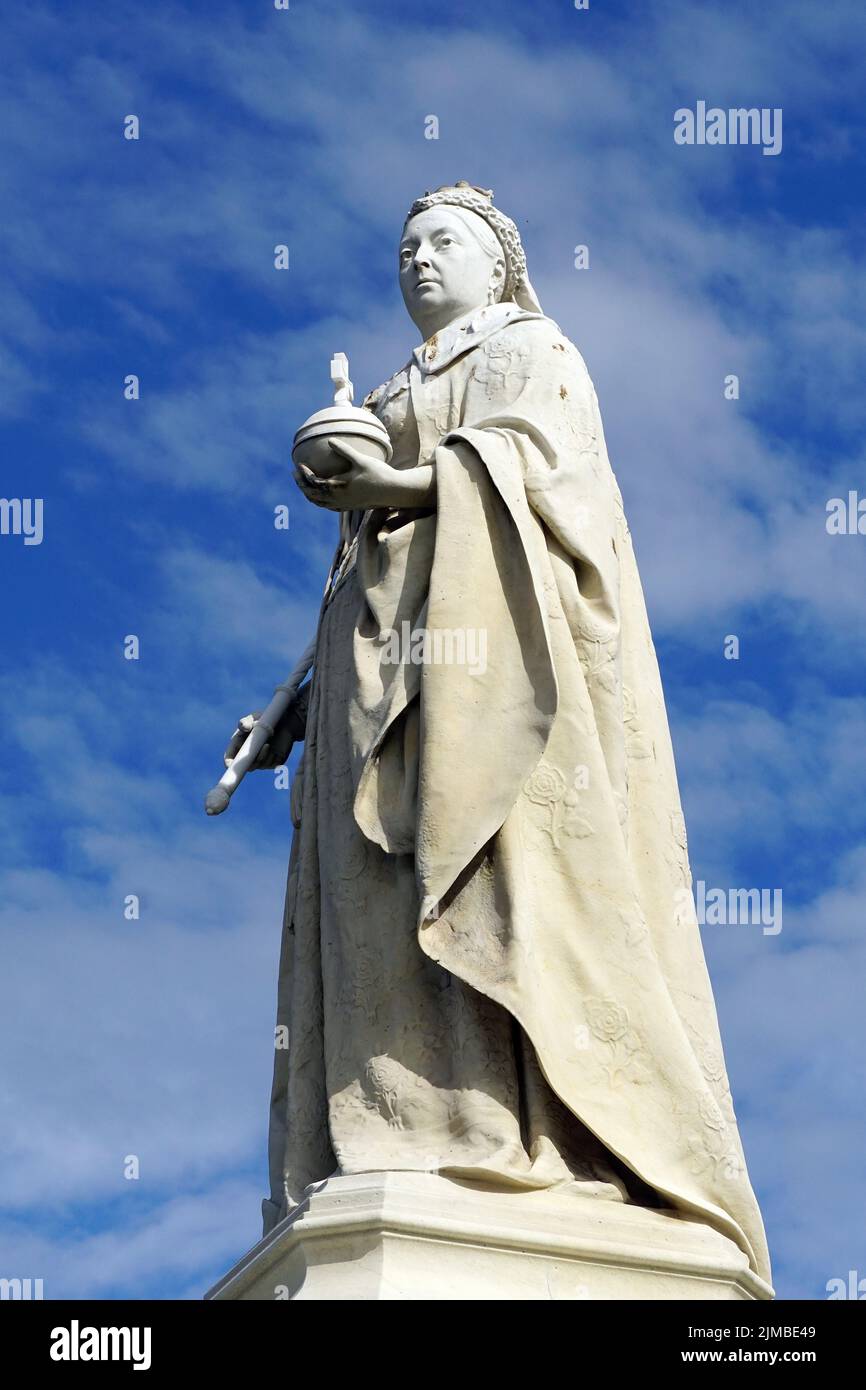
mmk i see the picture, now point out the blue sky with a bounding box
[1,0,864,1300]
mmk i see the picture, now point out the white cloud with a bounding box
[0,1180,262,1299]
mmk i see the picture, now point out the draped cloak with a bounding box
[264,301,772,1289]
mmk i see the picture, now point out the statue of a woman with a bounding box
[226,183,771,1286]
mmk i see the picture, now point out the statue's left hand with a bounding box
[294,438,435,511]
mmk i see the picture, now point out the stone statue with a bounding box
[217,182,771,1295]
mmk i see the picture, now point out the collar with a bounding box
[411,301,545,375]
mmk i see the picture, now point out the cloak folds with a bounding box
[347,303,772,1286]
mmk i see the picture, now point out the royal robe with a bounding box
[264,301,772,1289]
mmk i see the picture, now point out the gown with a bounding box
[262,303,770,1292]
[263,380,656,1230]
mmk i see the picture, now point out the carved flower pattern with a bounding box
[623,684,653,761]
[579,638,619,697]
[695,1042,726,1086]
[680,1107,744,1184]
[583,997,650,1088]
[523,761,594,849]
[470,338,533,395]
[364,1055,410,1129]
[586,998,630,1042]
[524,762,566,806]
[616,903,651,950]
[699,1092,727,1132]
[336,951,380,1024]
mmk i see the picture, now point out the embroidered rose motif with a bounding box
[579,638,619,697]
[695,1043,726,1085]
[337,951,380,1023]
[678,1099,743,1183]
[684,1132,742,1182]
[586,998,630,1043]
[623,685,653,760]
[562,400,597,455]
[699,1093,727,1133]
[365,1055,408,1129]
[523,763,593,848]
[582,1000,649,1088]
[673,1092,740,1181]
[720,1151,744,1182]
[470,338,532,394]
[524,762,566,806]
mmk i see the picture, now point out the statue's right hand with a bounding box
[223,685,310,772]
[224,713,264,769]
[223,712,289,771]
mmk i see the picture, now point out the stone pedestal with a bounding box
[205,1172,773,1301]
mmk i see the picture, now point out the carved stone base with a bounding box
[205,1172,772,1301]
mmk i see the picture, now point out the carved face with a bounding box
[399,207,505,337]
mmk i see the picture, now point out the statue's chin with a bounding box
[410,297,492,340]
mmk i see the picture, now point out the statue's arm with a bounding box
[295,366,436,513]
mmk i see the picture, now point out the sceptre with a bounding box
[204,637,317,816]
